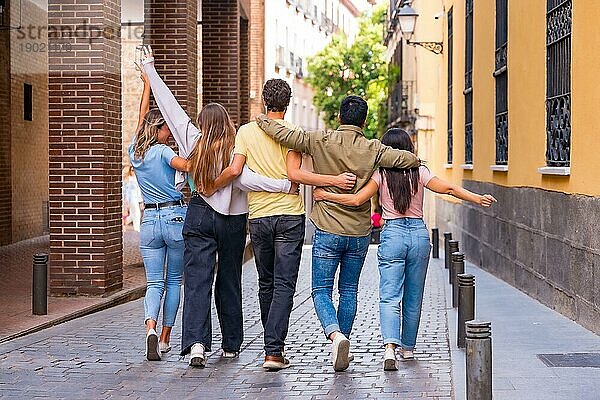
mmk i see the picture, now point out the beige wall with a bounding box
[10,0,49,241]
[432,0,600,197]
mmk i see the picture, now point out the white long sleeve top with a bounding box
[141,57,291,215]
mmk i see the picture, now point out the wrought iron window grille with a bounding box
[464,0,473,165]
[447,8,453,164]
[494,0,509,165]
[545,0,571,167]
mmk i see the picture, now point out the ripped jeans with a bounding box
[139,204,187,327]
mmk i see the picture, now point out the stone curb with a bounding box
[0,238,254,344]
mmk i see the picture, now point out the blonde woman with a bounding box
[128,71,189,361]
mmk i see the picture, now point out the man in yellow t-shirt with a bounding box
[211,79,356,370]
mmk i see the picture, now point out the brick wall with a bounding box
[48,0,123,296]
[144,0,198,120]
[10,0,49,242]
[202,0,241,124]
[239,17,250,125]
[0,2,12,245]
[249,0,265,119]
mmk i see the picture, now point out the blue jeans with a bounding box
[378,218,431,349]
[139,204,186,327]
[311,229,370,339]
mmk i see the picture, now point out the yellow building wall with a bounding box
[428,0,600,198]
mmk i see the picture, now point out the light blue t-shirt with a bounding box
[128,143,183,205]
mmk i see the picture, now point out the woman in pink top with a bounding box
[314,128,496,371]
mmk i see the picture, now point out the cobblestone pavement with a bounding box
[0,247,453,399]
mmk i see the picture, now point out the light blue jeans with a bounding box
[139,205,186,327]
[378,218,431,350]
[311,229,371,339]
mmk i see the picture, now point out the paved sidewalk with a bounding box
[440,255,600,400]
[0,231,145,342]
[0,246,453,399]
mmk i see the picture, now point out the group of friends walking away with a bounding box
[128,45,497,372]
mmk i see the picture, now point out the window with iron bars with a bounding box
[464,0,473,165]
[447,8,453,164]
[494,0,508,165]
[545,0,571,167]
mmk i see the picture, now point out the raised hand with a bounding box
[334,172,357,190]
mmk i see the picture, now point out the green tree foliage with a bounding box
[306,6,396,139]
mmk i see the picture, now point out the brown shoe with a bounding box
[262,355,291,370]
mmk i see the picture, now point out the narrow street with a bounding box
[0,247,453,399]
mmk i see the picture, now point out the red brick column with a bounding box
[202,0,241,124]
[249,0,265,119]
[48,0,123,296]
[144,0,198,119]
[240,17,250,124]
[0,6,12,246]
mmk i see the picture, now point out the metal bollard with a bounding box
[432,228,439,258]
[33,253,49,315]
[452,252,465,308]
[448,240,459,284]
[443,232,452,269]
[466,321,492,400]
[457,273,475,348]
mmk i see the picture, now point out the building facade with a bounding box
[386,0,600,333]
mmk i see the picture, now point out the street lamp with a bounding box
[397,3,443,55]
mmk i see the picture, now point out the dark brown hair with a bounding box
[380,128,420,214]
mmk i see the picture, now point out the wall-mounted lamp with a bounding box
[398,4,443,55]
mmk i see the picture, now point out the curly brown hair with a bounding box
[262,79,292,112]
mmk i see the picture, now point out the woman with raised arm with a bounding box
[129,68,190,362]
[313,128,496,371]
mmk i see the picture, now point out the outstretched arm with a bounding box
[426,177,497,207]
[313,179,379,207]
[286,151,356,190]
[256,115,320,154]
[141,53,199,158]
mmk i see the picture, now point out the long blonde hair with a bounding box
[188,103,236,192]
[133,109,165,160]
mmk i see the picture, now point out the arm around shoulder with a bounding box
[256,115,316,154]
[377,143,420,169]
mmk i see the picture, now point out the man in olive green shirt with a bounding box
[257,95,420,372]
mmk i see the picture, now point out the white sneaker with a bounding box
[398,347,414,360]
[159,342,171,353]
[189,343,206,367]
[145,329,161,361]
[331,333,350,372]
[221,350,239,358]
[383,347,397,371]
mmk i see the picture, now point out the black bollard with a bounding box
[432,228,439,258]
[443,232,452,269]
[466,321,492,400]
[448,240,459,284]
[457,273,475,348]
[33,253,49,315]
[452,252,465,308]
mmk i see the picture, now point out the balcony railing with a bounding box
[388,81,417,125]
